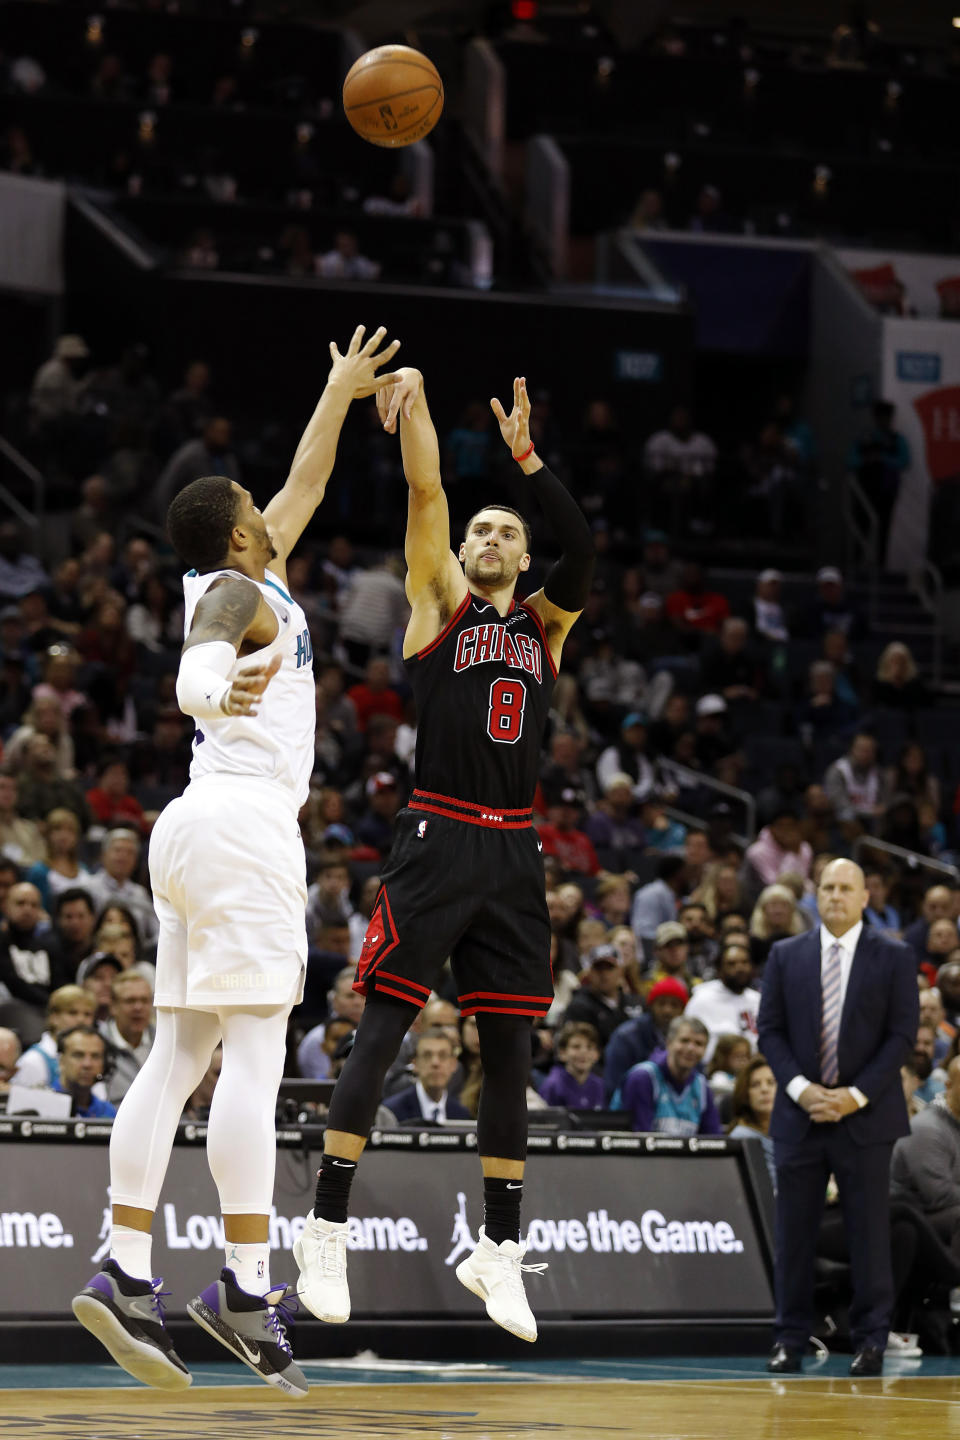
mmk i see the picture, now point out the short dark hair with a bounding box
[57,1023,105,1055]
[464,505,531,551]
[56,888,95,914]
[167,475,240,572]
[658,856,686,883]
[556,1020,601,1052]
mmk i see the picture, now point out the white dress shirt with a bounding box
[785,920,869,1108]
[415,1080,447,1122]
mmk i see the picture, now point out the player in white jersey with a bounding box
[72,325,400,1397]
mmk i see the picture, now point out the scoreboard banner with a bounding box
[0,1122,772,1322]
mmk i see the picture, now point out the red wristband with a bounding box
[513,441,535,463]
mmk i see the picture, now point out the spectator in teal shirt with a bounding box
[848,400,910,566]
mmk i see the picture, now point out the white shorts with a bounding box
[149,774,307,1011]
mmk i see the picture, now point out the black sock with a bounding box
[483,1176,522,1245]
[313,1154,357,1223]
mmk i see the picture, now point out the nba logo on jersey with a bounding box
[417,819,428,839]
[295,628,313,668]
[257,1260,265,1278]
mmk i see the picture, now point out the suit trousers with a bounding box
[773,1126,894,1351]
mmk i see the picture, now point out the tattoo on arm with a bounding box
[182,577,260,652]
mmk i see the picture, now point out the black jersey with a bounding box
[405,590,557,818]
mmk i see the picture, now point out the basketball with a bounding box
[342,44,444,148]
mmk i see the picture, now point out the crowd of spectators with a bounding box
[13,318,842,555]
[2,314,960,1342]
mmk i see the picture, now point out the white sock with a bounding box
[109,1224,153,1282]
[225,1240,271,1297]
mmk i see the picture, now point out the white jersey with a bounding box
[181,566,315,808]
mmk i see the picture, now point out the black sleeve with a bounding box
[527,463,595,612]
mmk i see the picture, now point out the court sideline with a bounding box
[1,1354,957,1439]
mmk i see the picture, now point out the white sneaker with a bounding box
[455,1226,547,1343]
[293,1212,350,1323]
[885,1331,923,1358]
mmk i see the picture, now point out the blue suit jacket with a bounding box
[383,1085,471,1123]
[758,926,917,1146]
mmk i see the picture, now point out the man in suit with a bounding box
[383,1028,471,1124]
[758,858,917,1376]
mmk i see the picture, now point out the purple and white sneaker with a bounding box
[72,1259,191,1390]
[187,1269,308,1398]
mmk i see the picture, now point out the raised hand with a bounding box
[329,325,401,399]
[490,375,532,459]
[376,367,423,433]
[222,654,282,716]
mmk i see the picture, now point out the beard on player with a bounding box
[464,550,519,588]
[256,518,278,562]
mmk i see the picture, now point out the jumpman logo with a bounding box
[443,1191,477,1267]
[91,1187,112,1263]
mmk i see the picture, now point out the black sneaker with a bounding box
[187,1268,308,1398]
[72,1259,191,1390]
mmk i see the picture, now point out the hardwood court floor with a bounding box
[1,1359,959,1439]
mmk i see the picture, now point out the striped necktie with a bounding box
[820,940,843,1085]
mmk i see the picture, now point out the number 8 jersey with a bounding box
[405,591,557,818]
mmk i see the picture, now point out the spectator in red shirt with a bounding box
[538,787,600,876]
[666,561,730,639]
[85,755,145,834]
[77,595,136,684]
[346,656,404,734]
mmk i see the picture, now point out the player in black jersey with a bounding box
[295,370,594,1341]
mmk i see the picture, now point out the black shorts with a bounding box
[354,806,553,1019]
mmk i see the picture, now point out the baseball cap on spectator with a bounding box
[655,921,688,947]
[0,604,21,622]
[603,770,635,795]
[55,334,90,360]
[588,943,620,969]
[639,592,663,610]
[647,976,690,1005]
[816,566,843,586]
[76,951,124,985]
[695,694,727,718]
[332,1031,356,1062]
[323,824,354,846]
[644,529,669,545]
[558,787,586,807]
[365,772,397,797]
[758,568,782,583]
[621,712,648,730]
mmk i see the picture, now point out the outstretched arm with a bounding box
[378,368,467,653]
[263,324,400,568]
[491,377,594,666]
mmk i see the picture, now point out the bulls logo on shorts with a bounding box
[356,887,399,986]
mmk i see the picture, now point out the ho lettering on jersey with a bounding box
[453,623,542,683]
[295,627,313,669]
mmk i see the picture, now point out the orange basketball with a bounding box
[342,45,444,148]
